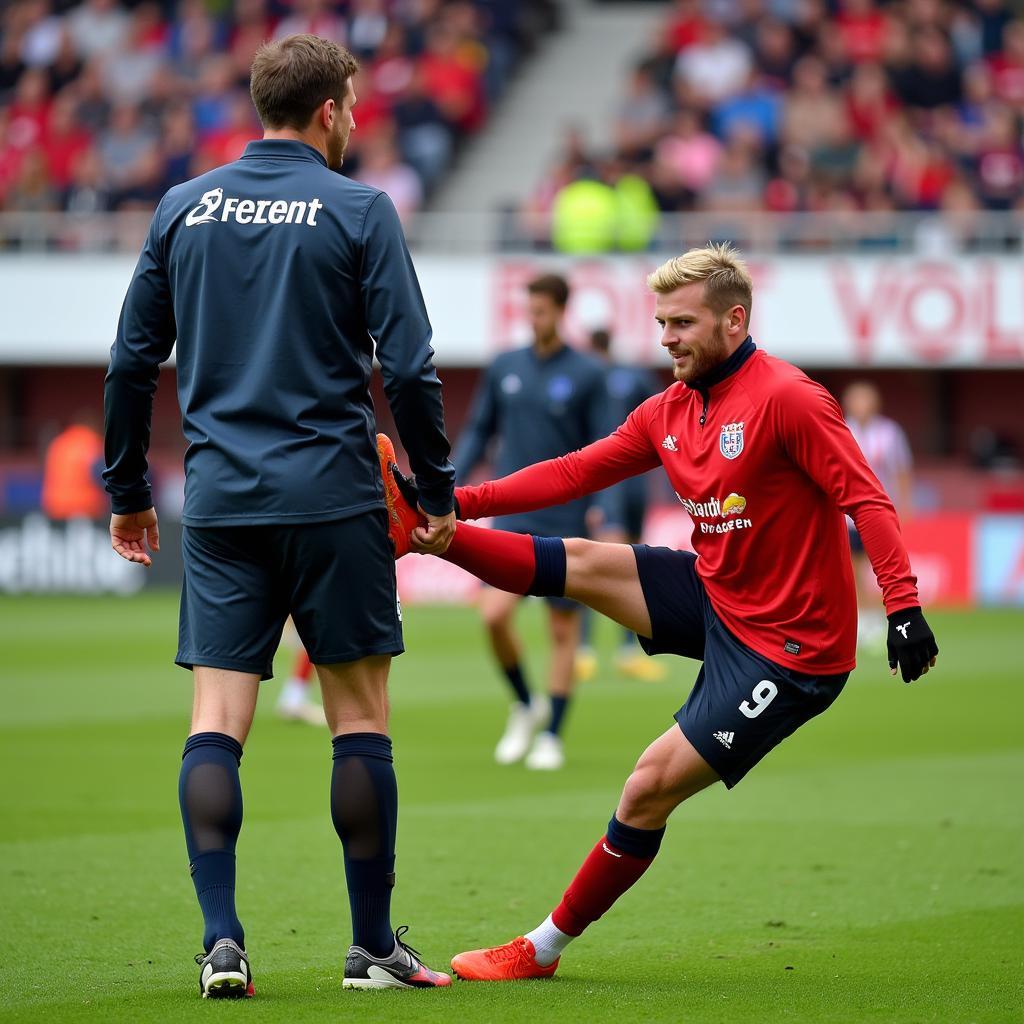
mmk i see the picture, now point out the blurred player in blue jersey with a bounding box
[454,274,606,770]
[104,35,455,998]
[576,328,667,684]
[842,381,914,649]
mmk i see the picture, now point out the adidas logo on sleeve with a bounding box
[713,730,735,749]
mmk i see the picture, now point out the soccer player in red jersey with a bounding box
[380,243,938,980]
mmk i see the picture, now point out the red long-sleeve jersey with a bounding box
[456,348,919,675]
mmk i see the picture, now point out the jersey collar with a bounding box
[241,139,329,167]
[689,335,756,392]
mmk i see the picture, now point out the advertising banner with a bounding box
[2,254,1023,369]
[3,512,1020,609]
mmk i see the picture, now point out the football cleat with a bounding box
[195,937,254,999]
[573,646,599,683]
[615,649,667,683]
[275,696,328,725]
[451,936,558,982]
[525,731,565,771]
[377,433,425,558]
[494,696,549,765]
[343,926,451,989]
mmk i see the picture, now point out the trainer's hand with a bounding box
[412,510,455,555]
[110,507,160,567]
[886,607,938,683]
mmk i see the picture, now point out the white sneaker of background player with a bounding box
[857,612,886,651]
[525,731,565,771]
[276,679,327,726]
[494,695,549,765]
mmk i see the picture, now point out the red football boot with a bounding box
[451,936,558,981]
[377,433,426,558]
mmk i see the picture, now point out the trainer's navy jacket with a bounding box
[104,139,455,525]
[453,343,606,537]
[455,340,920,674]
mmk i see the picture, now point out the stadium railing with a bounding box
[1,210,1021,255]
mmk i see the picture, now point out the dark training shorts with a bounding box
[633,545,848,788]
[177,509,403,680]
[848,523,865,555]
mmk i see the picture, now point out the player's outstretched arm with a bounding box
[456,410,661,521]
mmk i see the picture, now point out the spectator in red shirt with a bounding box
[42,90,90,190]
[836,0,888,64]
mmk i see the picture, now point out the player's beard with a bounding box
[673,320,729,384]
[327,119,349,171]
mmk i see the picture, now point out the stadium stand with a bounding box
[0,0,557,222]
[518,0,1024,251]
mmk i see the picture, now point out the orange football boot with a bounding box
[451,936,558,981]
[377,433,425,558]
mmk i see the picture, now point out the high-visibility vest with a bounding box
[40,424,107,520]
[551,179,618,254]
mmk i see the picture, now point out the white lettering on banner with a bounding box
[1,255,1022,366]
[0,516,145,595]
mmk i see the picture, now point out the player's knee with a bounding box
[564,538,603,591]
[620,751,687,821]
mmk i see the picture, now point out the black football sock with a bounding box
[331,733,397,959]
[179,732,245,953]
[502,662,532,706]
[547,695,570,737]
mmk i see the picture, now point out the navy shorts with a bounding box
[848,523,865,555]
[633,545,848,788]
[177,510,403,680]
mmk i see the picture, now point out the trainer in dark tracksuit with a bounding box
[105,36,455,997]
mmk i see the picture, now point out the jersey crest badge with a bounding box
[719,422,745,460]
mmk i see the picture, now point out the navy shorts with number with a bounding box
[633,545,848,788]
[177,509,403,680]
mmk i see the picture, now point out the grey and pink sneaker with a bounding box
[343,926,451,990]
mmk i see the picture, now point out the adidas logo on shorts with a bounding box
[713,730,734,749]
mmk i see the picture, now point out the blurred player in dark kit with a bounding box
[454,273,606,771]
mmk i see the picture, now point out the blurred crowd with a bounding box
[0,0,555,221]
[526,0,1024,251]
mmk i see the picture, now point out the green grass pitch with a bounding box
[1,593,1022,1023]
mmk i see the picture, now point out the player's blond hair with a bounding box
[647,243,753,322]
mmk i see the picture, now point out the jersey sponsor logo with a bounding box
[721,493,747,516]
[713,730,734,748]
[719,421,745,460]
[661,434,678,451]
[185,187,324,227]
[678,492,753,534]
[784,639,801,655]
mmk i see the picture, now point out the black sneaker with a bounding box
[195,938,254,999]
[343,926,451,989]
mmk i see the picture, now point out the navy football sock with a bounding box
[179,732,245,952]
[547,694,570,737]
[502,662,532,706]
[331,733,397,958]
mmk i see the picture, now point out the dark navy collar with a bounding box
[241,139,328,168]
[689,336,756,392]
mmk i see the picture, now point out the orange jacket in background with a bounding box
[40,424,107,520]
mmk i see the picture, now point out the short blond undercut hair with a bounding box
[647,243,753,322]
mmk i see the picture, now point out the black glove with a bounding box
[886,607,938,683]
[390,465,462,520]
